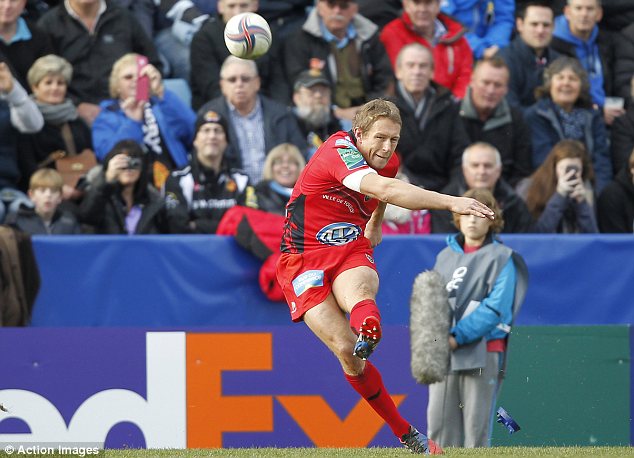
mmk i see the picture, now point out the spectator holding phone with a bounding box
[517,139,598,233]
[79,139,170,234]
[92,53,196,189]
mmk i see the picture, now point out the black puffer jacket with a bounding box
[597,166,634,233]
[610,106,634,174]
[79,172,170,234]
[614,23,634,106]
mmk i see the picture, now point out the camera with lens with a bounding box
[125,156,142,170]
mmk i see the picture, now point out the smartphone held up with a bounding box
[135,55,150,102]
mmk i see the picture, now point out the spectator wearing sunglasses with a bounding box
[197,55,307,184]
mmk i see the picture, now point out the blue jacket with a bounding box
[443,234,517,345]
[92,89,196,168]
[440,0,515,58]
[552,15,605,107]
[524,97,612,194]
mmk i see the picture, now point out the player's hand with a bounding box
[364,224,383,248]
[450,196,494,219]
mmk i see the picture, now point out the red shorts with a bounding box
[276,238,377,322]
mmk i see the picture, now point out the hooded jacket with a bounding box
[597,166,634,233]
[440,0,515,59]
[551,15,614,107]
[380,12,472,98]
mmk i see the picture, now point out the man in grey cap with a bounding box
[292,69,343,157]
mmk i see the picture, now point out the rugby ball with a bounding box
[224,12,272,60]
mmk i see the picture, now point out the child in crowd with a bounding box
[5,169,81,235]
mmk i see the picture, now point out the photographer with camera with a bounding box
[78,140,170,234]
[517,139,598,233]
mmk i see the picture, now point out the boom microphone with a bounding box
[409,270,451,385]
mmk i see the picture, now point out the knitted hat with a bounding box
[195,110,229,137]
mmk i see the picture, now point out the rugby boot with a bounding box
[352,316,381,360]
[400,426,443,455]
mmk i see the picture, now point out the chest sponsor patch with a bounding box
[292,270,325,297]
[316,222,362,246]
[335,138,366,170]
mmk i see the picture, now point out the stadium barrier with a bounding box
[0,326,630,448]
[30,234,634,326]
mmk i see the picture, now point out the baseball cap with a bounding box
[293,69,331,91]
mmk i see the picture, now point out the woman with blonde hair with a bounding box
[92,53,196,189]
[524,56,611,193]
[519,139,598,233]
[254,143,306,215]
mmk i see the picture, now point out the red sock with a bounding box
[344,361,410,438]
[349,299,381,334]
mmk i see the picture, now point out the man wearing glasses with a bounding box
[197,56,306,184]
[283,0,393,124]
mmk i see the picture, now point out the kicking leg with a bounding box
[303,283,416,446]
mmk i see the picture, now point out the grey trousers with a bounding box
[427,351,502,448]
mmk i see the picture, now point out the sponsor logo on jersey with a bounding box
[365,253,374,264]
[292,270,325,296]
[316,222,362,246]
[322,194,355,213]
[335,138,366,170]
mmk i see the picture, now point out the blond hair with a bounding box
[352,99,401,135]
[109,53,139,99]
[27,54,73,89]
[29,168,64,192]
[262,143,306,181]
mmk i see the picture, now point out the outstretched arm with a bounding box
[359,173,494,219]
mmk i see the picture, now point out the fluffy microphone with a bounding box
[409,270,451,384]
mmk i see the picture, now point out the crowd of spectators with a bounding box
[0,0,633,235]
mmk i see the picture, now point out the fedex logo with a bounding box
[0,332,410,449]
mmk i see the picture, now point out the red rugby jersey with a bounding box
[281,131,399,253]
